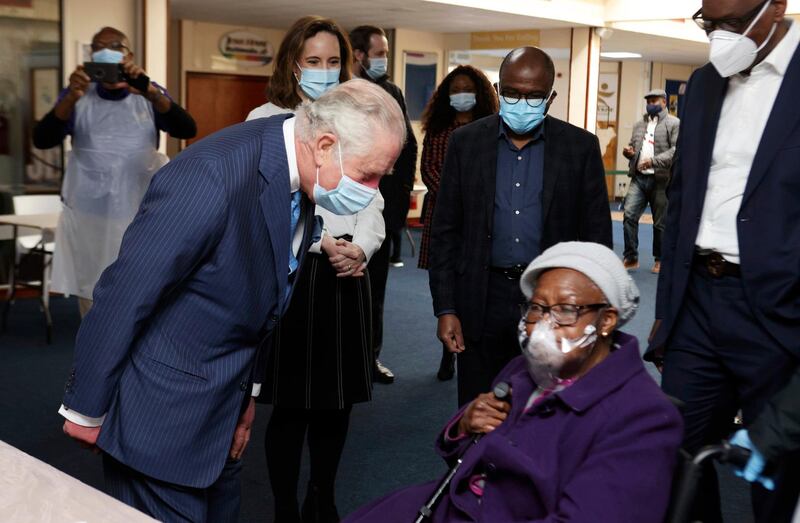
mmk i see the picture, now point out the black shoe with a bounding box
[437,351,456,381]
[373,359,395,384]
[301,482,340,523]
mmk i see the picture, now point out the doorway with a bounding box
[185,72,270,146]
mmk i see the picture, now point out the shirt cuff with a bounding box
[251,383,262,397]
[59,404,105,427]
[436,309,457,317]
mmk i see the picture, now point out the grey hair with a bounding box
[295,78,406,159]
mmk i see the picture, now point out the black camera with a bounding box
[83,62,150,92]
[83,62,122,84]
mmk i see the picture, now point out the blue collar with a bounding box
[96,83,131,101]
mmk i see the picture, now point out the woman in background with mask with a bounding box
[417,65,498,381]
[247,15,351,118]
[246,16,386,523]
[344,242,683,523]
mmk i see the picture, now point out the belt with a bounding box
[694,251,741,278]
[489,265,526,280]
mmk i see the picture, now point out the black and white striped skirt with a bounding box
[261,252,373,410]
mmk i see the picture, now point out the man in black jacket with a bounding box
[429,47,612,406]
[350,25,419,384]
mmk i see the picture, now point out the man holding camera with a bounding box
[33,26,196,317]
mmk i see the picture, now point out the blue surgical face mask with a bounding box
[499,90,551,135]
[92,48,124,64]
[450,92,477,112]
[296,64,340,100]
[313,140,378,215]
[363,57,388,80]
[646,103,662,117]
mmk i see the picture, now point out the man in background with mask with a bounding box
[33,26,196,317]
[647,0,800,520]
[350,25,418,384]
[429,46,612,406]
[621,89,679,274]
[58,80,405,522]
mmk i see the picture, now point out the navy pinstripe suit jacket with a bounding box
[62,114,310,488]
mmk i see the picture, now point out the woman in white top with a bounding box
[246,16,385,523]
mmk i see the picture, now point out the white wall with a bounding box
[62,0,137,85]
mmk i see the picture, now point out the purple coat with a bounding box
[344,332,683,523]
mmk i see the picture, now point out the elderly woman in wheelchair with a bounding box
[345,242,684,523]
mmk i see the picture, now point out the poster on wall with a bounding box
[665,79,687,118]
[596,68,620,171]
[219,31,274,67]
[404,51,437,122]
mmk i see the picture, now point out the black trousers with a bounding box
[367,238,391,359]
[265,407,352,522]
[456,272,524,406]
[661,266,800,523]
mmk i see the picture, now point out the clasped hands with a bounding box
[321,235,367,277]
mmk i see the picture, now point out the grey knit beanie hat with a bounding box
[519,242,640,326]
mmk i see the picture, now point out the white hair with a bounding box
[295,78,406,159]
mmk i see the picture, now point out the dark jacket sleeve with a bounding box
[655,73,694,321]
[428,132,463,316]
[33,110,70,149]
[395,88,418,192]
[155,101,197,140]
[579,134,613,248]
[749,365,800,462]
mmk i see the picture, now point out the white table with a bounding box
[0,213,60,343]
[0,440,155,522]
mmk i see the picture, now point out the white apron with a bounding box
[51,84,168,299]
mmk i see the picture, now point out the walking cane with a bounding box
[414,382,511,523]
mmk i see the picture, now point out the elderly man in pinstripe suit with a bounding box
[58,79,405,522]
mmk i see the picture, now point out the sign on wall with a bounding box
[219,31,274,67]
[470,30,540,50]
[596,66,621,172]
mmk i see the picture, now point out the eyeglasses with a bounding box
[691,0,770,34]
[520,302,607,326]
[91,41,130,54]
[500,91,553,108]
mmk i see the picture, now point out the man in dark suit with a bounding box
[429,47,612,406]
[350,25,419,384]
[58,80,406,522]
[648,0,800,520]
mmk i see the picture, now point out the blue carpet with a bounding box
[0,222,753,522]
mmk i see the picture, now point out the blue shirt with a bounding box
[490,121,545,267]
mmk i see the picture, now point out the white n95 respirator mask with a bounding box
[708,0,777,77]
[518,318,597,389]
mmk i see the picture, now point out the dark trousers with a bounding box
[103,453,242,523]
[388,228,403,261]
[661,267,800,523]
[457,272,524,406]
[367,238,390,358]
[622,172,668,260]
[265,406,352,522]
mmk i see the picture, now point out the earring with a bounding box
[601,331,609,338]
